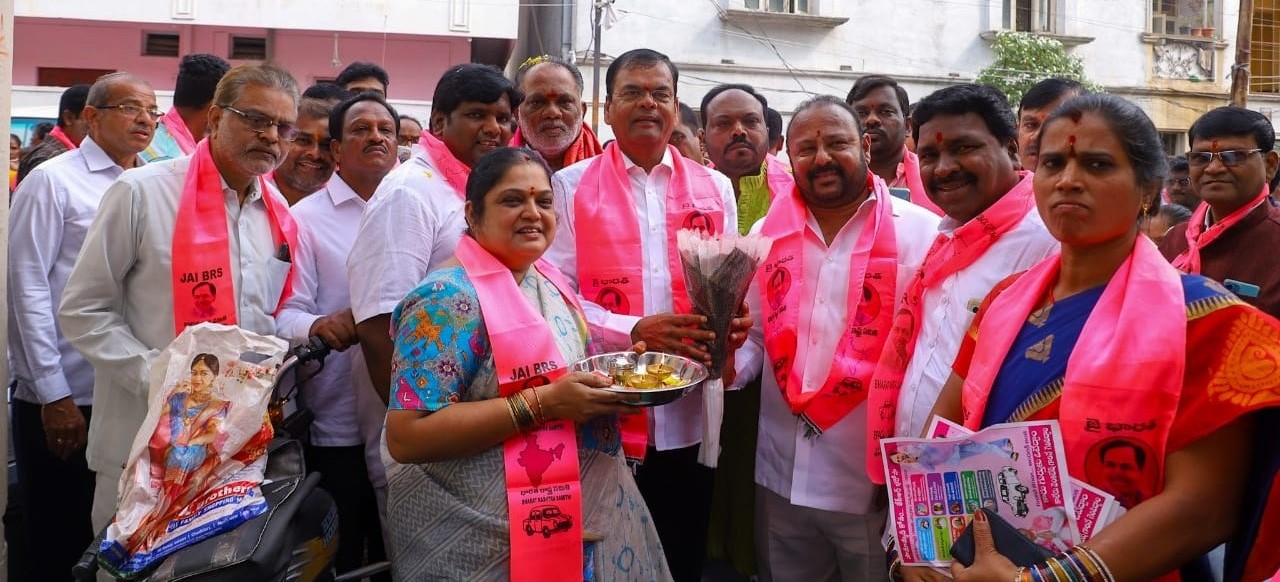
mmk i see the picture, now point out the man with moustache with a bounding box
[848,75,941,215]
[1015,77,1086,171]
[8,72,157,581]
[868,86,1058,579]
[545,48,738,582]
[733,95,938,581]
[271,98,339,205]
[276,93,398,579]
[1160,107,1280,318]
[511,55,603,171]
[348,64,518,404]
[700,83,793,234]
[875,83,1057,438]
[59,64,301,531]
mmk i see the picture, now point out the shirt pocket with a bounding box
[264,257,292,306]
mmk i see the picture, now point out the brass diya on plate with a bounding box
[572,351,709,407]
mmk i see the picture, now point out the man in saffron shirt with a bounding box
[348,64,517,404]
[545,48,737,582]
[59,64,301,531]
[734,95,938,581]
[141,53,230,163]
[511,55,602,172]
[1160,106,1280,318]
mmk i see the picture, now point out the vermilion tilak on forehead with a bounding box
[1211,139,1220,152]
[1067,134,1076,154]
[546,91,560,100]
[935,132,943,144]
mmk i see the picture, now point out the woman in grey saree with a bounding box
[382,147,670,581]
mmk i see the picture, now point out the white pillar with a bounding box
[0,0,14,578]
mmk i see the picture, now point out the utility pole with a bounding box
[590,0,604,133]
[1230,0,1255,107]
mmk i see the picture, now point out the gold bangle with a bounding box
[518,390,542,426]
[1076,547,1115,582]
[509,393,536,431]
[529,387,547,424]
[504,396,521,431]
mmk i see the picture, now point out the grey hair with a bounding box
[86,72,151,107]
[213,64,301,109]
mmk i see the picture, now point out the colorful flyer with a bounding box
[926,417,1125,541]
[882,419,1079,566]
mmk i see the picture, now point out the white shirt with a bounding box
[546,148,738,451]
[737,192,939,514]
[896,207,1058,438]
[347,150,466,324]
[275,175,368,446]
[59,155,289,476]
[8,138,129,406]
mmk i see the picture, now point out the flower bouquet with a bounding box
[677,229,772,467]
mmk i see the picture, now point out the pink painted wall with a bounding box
[13,17,470,101]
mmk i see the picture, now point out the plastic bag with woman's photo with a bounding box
[99,323,288,578]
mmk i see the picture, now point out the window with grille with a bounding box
[744,0,811,15]
[1252,0,1280,93]
[1150,0,1220,37]
[230,36,267,61]
[143,32,180,57]
[1003,0,1056,33]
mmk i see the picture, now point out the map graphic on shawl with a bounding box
[517,432,565,487]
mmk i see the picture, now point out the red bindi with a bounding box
[1067,134,1076,154]
[935,132,944,144]
[1211,139,1220,152]
[546,91,560,100]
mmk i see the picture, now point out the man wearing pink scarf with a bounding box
[1160,107,1280,319]
[347,64,518,405]
[140,54,230,163]
[847,75,942,216]
[732,96,939,581]
[544,49,738,582]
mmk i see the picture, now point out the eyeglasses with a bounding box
[96,104,163,120]
[1166,177,1190,187]
[1186,149,1263,167]
[613,87,675,104]
[221,105,300,141]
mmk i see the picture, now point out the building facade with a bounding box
[518,0,1261,152]
[13,0,522,120]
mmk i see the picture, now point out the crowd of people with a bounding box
[6,44,1280,582]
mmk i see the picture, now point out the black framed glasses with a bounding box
[222,105,300,141]
[1186,149,1262,167]
[96,104,163,121]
